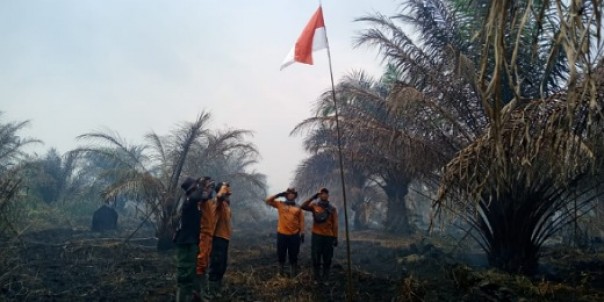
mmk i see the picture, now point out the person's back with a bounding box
[174,191,202,244]
[174,176,214,302]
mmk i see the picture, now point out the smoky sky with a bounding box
[0,0,398,192]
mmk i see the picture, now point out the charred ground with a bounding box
[1,222,603,301]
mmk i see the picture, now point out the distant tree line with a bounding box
[0,111,267,250]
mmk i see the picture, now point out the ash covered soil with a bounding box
[1,223,603,301]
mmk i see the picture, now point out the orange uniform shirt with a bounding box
[200,199,218,236]
[266,199,304,235]
[213,200,232,240]
[307,203,338,238]
[197,199,218,275]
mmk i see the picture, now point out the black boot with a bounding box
[198,274,210,301]
[313,267,321,283]
[290,264,299,277]
[322,267,330,284]
[208,280,222,298]
[279,264,286,277]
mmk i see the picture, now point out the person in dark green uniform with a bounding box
[174,176,214,302]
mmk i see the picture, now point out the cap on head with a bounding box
[180,177,197,194]
[215,181,231,195]
[285,187,298,198]
[199,176,213,187]
[320,187,329,194]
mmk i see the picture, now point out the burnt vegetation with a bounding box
[2,0,604,301]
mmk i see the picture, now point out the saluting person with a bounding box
[265,187,305,277]
[300,187,338,283]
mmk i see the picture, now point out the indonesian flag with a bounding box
[280,6,328,70]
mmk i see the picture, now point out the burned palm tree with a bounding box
[437,78,604,274]
[75,112,265,249]
[355,0,603,274]
[75,112,211,250]
[433,0,604,274]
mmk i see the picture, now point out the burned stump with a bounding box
[91,205,118,232]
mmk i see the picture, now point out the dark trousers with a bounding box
[311,234,335,277]
[277,233,301,265]
[209,237,229,282]
[176,243,198,294]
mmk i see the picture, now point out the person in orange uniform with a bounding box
[300,187,338,283]
[196,181,218,298]
[265,187,305,277]
[208,181,232,297]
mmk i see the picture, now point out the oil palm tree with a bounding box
[75,112,211,250]
[185,129,267,221]
[0,113,40,236]
[355,0,603,274]
[0,112,40,170]
[26,148,79,204]
[292,150,383,230]
[75,112,266,249]
[437,58,604,274]
[293,71,443,233]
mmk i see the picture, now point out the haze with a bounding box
[0,0,398,192]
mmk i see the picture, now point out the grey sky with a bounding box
[0,1,398,192]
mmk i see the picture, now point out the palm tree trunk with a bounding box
[156,205,177,251]
[487,235,539,275]
[352,206,369,230]
[481,195,539,275]
[384,182,412,234]
[156,221,175,251]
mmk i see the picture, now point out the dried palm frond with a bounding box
[436,40,604,273]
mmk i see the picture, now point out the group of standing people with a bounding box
[173,179,339,302]
[265,187,338,283]
[173,176,232,302]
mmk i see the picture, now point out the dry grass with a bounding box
[1,226,603,301]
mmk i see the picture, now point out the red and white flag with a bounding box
[280,6,328,70]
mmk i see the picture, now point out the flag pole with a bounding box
[320,4,354,301]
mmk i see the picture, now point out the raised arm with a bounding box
[199,178,216,203]
[300,193,319,211]
[265,192,285,208]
